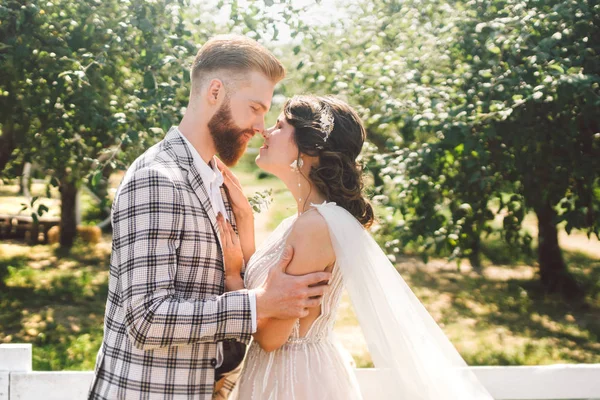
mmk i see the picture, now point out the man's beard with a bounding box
[208,99,254,166]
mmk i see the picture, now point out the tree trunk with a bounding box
[26,223,39,246]
[468,234,482,270]
[20,162,32,197]
[97,164,114,221]
[534,203,583,299]
[59,180,78,248]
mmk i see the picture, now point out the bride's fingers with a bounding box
[216,157,243,187]
[215,156,228,172]
[223,222,233,249]
[226,220,239,246]
[217,215,227,247]
[217,213,232,248]
[215,156,242,185]
[228,171,243,188]
[222,172,238,190]
[216,160,242,187]
[222,173,238,193]
[223,170,243,191]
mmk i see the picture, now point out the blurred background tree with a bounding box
[0,0,194,247]
[283,0,600,298]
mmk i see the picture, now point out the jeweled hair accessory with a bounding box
[319,104,334,142]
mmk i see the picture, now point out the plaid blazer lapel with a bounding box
[188,163,221,238]
[163,127,222,250]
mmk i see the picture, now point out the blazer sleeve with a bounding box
[111,167,253,350]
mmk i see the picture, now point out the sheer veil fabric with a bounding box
[312,201,494,399]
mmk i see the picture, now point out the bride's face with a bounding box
[255,112,299,176]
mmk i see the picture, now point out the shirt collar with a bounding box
[176,127,223,188]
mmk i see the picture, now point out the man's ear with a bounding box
[207,79,224,105]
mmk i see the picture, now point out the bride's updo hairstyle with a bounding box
[283,95,374,228]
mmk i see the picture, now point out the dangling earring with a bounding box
[290,155,304,204]
[289,156,304,172]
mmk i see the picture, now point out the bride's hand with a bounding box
[217,212,244,289]
[215,157,253,219]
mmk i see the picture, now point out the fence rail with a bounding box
[1,344,599,400]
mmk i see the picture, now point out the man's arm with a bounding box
[113,167,253,350]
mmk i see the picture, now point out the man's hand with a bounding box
[254,245,332,320]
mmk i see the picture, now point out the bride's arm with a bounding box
[218,159,256,263]
[233,209,256,265]
[252,212,335,352]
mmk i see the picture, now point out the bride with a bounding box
[216,95,494,399]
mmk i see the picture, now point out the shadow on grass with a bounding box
[479,237,537,266]
[403,246,600,365]
[0,254,28,289]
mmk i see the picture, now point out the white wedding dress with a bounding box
[231,202,494,400]
[231,208,363,400]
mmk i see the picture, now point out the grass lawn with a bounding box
[0,240,109,370]
[1,167,599,370]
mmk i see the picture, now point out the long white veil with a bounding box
[313,201,494,399]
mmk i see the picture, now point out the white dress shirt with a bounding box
[177,128,257,367]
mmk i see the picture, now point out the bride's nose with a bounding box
[261,128,271,140]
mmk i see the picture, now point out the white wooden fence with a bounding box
[1,344,599,400]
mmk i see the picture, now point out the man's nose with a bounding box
[253,120,265,135]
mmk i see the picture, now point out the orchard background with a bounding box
[1,0,598,370]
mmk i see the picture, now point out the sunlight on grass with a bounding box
[0,239,109,370]
[334,291,373,367]
[396,255,600,366]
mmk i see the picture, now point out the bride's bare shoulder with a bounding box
[292,210,331,243]
[284,210,335,274]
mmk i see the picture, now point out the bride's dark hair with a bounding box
[283,95,374,228]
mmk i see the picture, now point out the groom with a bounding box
[89,35,332,399]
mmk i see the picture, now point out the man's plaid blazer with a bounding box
[88,127,253,399]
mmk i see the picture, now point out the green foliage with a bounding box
[0,0,194,229]
[0,0,303,235]
[284,0,599,290]
[401,0,600,281]
[248,189,273,213]
[19,195,49,225]
[2,0,598,290]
